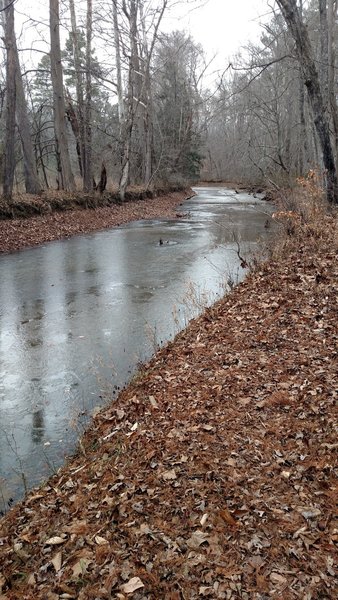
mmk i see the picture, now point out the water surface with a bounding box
[0,187,271,509]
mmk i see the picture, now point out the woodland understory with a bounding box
[0,181,337,599]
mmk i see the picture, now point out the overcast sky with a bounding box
[164,0,274,66]
[14,0,274,77]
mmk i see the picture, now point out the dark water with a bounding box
[0,187,272,510]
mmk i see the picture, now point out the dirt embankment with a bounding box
[0,206,337,598]
[0,188,193,254]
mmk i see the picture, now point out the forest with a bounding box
[0,0,337,204]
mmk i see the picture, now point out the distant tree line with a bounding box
[204,0,338,203]
[0,0,337,203]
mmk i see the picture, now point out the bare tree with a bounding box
[2,0,16,200]
[50,0,75,190]
[69,0,85,177]
[84,0,93,192]
[14,42,41,194]
[276,0,337,203]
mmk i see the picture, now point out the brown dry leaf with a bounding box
[26,493,44,504]
[148,395,158,408]
[27,573,36,586]
[13,542,30,561]
[199,587,213,596]
[269,572,287,586]
[162,469,177,481]
[44,535,66,546]
[94,535,109,545]
[120,577,144,594]
[51,551,62,572]
[200,513,208,526]
[64,520,88,535]
[256,573,269,592]
[72,558,91,578]
[219,508,237,527]
[187,531,209,550]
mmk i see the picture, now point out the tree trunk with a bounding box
[319,0,329,112]
[112,0,125,123]
[328,0,338,168]
[118,0,141,200]
[14,43,41,194]
[50,0,75,191]
[276,0,337,203]
[84,0,93,192]
[2,0,16,200]
[69,0,85,179]
[65,92,83,176]
[297,0,308,175]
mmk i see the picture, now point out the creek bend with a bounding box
[0,187,271,509]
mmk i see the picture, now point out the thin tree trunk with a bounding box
[69,0,85,179]
[319,0,329,112]
[112,0,124,123]
[129,0,143,182]
[50,0,75,191]
[118,0,140,199]
[112,0,126,194]
[2,0,16,200]
[139,0,152,186]
[297,0,307,175]
[84,0,93,192]
[14,44,41,194]
[276,0,337,203]
[65,92,83,176]
[328,0,338,167]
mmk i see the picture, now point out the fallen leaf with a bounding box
[51,551,62,572]
[270,572,287,586]
[219,508,237,527]
[300,508,321,519]
[162,469,177,481]
[200,513,208,526]
[120,576,144,594]
[94,535,109,545]
[187,530,209,550]
[149,395,158,408]
[72,558,91,578]
[27,573,36,586]
[44,535,65,546]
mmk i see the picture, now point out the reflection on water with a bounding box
[0,187,272,509]
[32,410,45,444]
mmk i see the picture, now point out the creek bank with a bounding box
[0,212,336,598]
[197,181,276,202]
[0,187,193,254]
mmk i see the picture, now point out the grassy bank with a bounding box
[0,182,337,599]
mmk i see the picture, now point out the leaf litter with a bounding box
[0,213,337,599]
[0,190,190,254]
